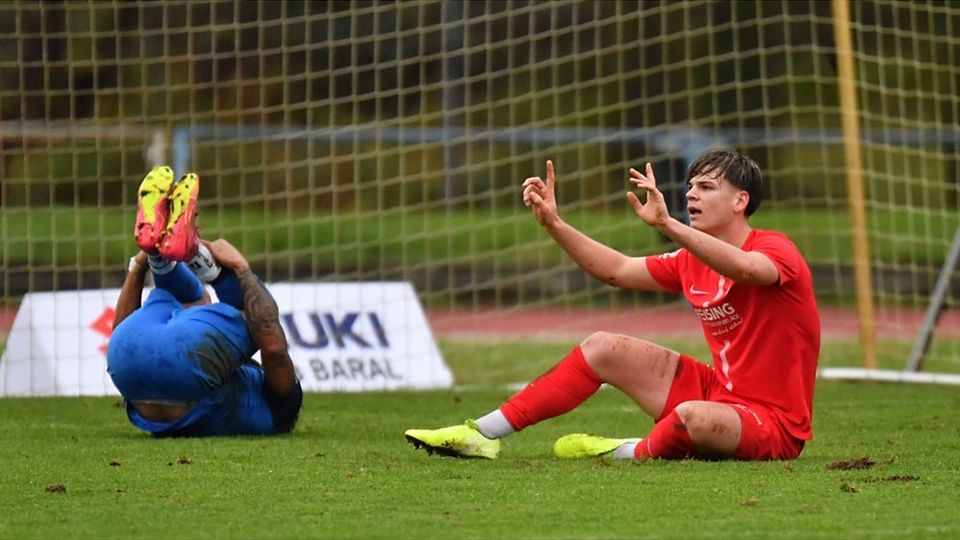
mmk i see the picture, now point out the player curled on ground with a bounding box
[107,166,303,437]
[406,148,820,461]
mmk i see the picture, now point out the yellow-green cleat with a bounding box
[134,165,175,252]
[553,433,642,459]
[405,420,501,459]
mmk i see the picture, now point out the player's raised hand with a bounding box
[626,163,670,228]
[522,160,560,228]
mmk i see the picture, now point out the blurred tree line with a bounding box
[0,0,955,210]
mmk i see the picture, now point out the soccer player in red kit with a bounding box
[405,148,820,461]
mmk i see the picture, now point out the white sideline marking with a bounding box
[819,368,960,386]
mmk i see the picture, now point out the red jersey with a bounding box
[645,229,820,440]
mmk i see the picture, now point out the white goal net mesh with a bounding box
[0,1,957,378]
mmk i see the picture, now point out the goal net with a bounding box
[1,1,957,389]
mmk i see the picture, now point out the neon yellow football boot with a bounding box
[157,173,201,261]
[553,433,642,459]
[404,420,501,459]
[134,165,175,251]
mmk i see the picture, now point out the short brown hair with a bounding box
[686,149,764,216]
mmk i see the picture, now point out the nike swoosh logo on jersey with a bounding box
[688,285,709,295]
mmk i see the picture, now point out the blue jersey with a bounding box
[108,287,301,436]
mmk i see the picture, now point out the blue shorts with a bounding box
[107,288,256,402]
[126,363,304,437]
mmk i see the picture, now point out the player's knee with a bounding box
[581,331,646,369]
[581,330,615,348]
[673,401,713,444]
[674,401,739,453]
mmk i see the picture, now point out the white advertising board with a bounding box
[0,289,122,397]
[265,282,452,392]
[0,282,451,397]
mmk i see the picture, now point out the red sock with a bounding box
[635,409,699,459]
[499,346,602,431]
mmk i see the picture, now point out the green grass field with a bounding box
[1,339,958,539]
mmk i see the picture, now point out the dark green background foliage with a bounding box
[0,1,957,307]
[1,1,956,208]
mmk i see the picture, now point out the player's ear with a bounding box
[733,190,750,214]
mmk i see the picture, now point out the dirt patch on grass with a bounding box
[826,456,876,470]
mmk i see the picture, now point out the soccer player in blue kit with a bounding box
[107,166,303,437]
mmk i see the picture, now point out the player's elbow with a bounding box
[732,254,780,286]
[732,268,764,285]
[600,271,625,287]
[729,258,778,286]
[603,257,647,289]
[262,350,297,398]
[259,337,288,358]
[744,267,780,286]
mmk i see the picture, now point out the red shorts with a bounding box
[659,354,805,461]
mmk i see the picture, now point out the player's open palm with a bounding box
[522,160,560,228]
[627,163,670,228]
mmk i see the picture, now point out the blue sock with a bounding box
[153,262,205,304]
[210,269,246,310]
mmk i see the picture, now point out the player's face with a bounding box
[684,172,748,234]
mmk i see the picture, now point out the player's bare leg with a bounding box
[558,332,742,459]
[406,331,742,460]
[579,331,678,417]
[552,332,676,459]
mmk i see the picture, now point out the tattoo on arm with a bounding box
[236,269,287,350]
[235,269,294,393]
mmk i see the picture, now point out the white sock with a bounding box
[474,409,515,439]
[147,253,176,275]
[185,243,221,282]
[612,440,641,460]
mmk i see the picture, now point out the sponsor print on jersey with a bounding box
[686,273,743,336]
[693,301,744,336]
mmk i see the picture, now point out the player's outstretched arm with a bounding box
[205,239,297,397]
[113,251,148,328]
[627,163,779,285]
[523,160,666,292]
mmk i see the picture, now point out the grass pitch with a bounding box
[1,340,958,539]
